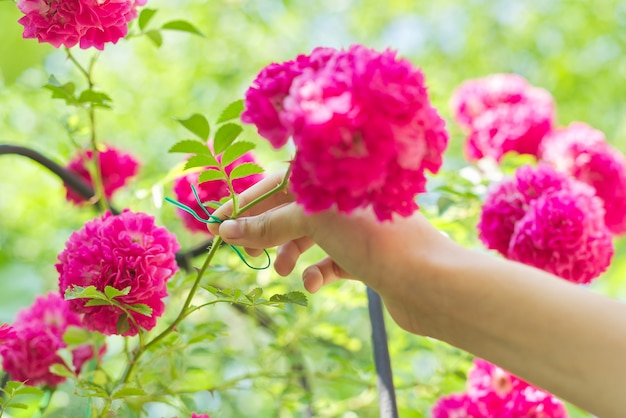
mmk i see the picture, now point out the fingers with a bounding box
[302,257,354,293]
[208,170,294,236]
[218,202,310,249]
[274,237,315,276]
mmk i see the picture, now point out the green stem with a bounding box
[87,108,109,212]
[237,165,292,216]
[96,398,112,418]
[120,236,223,384]
[220,161,239,218]
[65,48,109,212]
[38,388,55,416]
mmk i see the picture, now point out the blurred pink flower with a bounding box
[0,292,97,386]
[451,74,554,162]
[243,45,448,221]
[65,145,140,204]
[190,414,210,418]
[433,359,568,417]
[0,324,15,343]
[431,393,476,417]
[173,153,263,234]
[17,0,147,50]
[478,164,613,284]
[0,325,67,387]
[56,210,180,336]
[540,122,626,235]
[15,292,82,337]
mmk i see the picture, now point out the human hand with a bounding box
[209,171,459,335]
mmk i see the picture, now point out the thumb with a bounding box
[218,203,309,249]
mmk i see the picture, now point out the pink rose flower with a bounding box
[0,292,97,386]
[190,414,210,418]
[540,122,626,235]
[56,210,180,336]
[450,74,554,162]
[243,45,448,221]
[0,325,67,387]
[173,152,263,234]
[0,324,15,344]
[478,164,613,284]
[17,0,147,50]
[15,291,82,337]
[431,393,476,418]
[65,145,140,204]
[433,359,568,417]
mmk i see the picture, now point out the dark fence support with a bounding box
[367,287,399,418]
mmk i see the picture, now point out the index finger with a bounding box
[208,170,295,233]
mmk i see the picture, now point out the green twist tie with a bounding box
[165,184,271,271]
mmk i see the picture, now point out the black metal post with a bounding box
[367,286,398,418]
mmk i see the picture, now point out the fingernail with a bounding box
[220,220,243,239]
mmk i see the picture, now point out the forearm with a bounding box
[426,245,626,416]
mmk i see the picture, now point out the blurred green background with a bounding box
[1,0,625,416]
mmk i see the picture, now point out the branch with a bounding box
[0,144,118,214]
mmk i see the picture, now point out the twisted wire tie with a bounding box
[164,184,271,270]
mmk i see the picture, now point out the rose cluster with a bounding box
[242,45,449,221]
[540,122,626,235]
[65,145,140,204]
[450,73,555,162]
[478,164,613,284]
[57,210,180,336]
[173,152,263,234]
[0,293,97,387]
[17,0,146,50]
[432,358,568,417]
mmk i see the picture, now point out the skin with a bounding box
[209,171,626,417]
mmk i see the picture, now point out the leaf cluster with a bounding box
[202,285,308,308]
[0,381,43,416]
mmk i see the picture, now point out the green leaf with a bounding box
[85,299,112,307]
[5,403,28,410]
[126,303,153,316]
[44,76,78,106]
[104,286,130,299]
[77,89,112,108]
[4,381,22,393]
[63,326,91,345]
[177,114,210,140]
[145,29,162,47]
[203,285,219,296]
[246,287,263,303]
[184,154,219,171]
[198,169,225,183]
[49,364,74,378]
[76,381,109,398]
[214,123,243,154]
[270,291,308,307]
[116,313,131,335]
[65,286,107,301]
[161,20,205,37]
[229,162,264,180]
[286,291,308,306]
[138,8,157,31]
[13,386,43,396]
[217,100,244,123]
[111,387,147,399]
[221,141,255,166]
[169,139,210,155]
